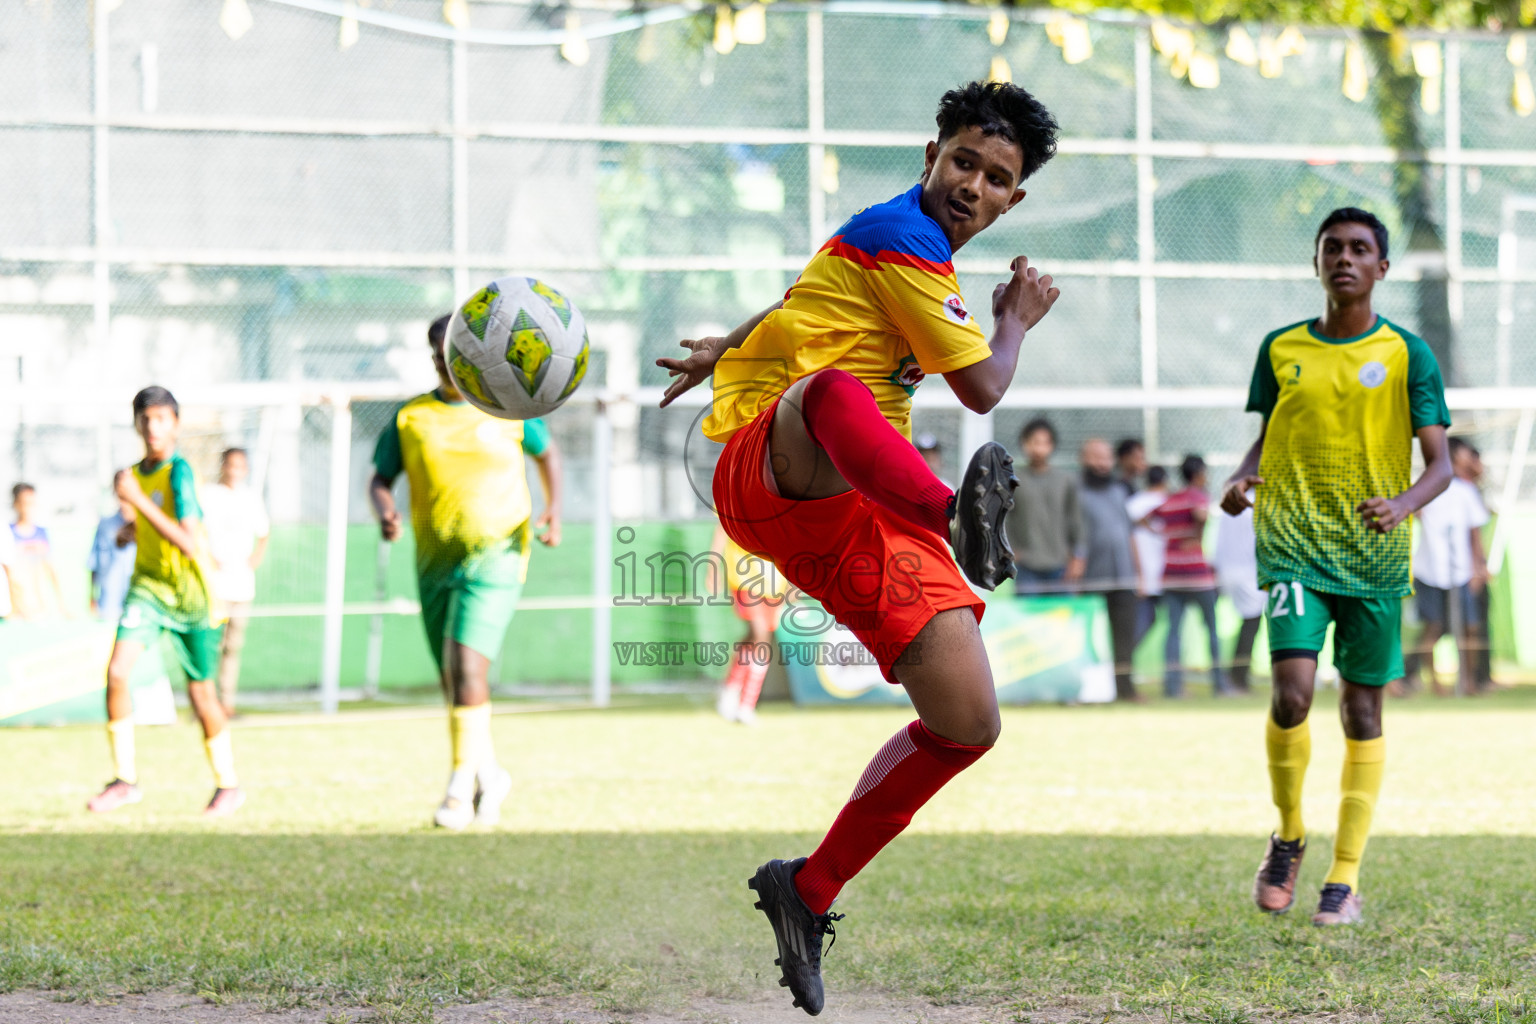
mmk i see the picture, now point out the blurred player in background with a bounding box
[710,521,789,726]
[1214,489,1265,694]
[1224,208,1451,926]
[88,386,243,817]
[203,447,271,716]
[9,483,68,620]
[370,314,563,830]
[88,496,137,623]
[660,81,1059,1015]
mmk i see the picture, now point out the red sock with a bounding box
[793,720,989,915]
[721,655,748,693]
[739,660,768,711]
[800,369,954,537]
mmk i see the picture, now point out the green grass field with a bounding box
[3,691,1534,1022]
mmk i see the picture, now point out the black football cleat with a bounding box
[747,858,844,1016]
[949,441,1019,591]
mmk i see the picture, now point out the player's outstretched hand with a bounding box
[1357,496,1410,534]
[657,336,727,408]
[1221,475,1264,515]
[379,508,403,542]
[534,509,562,547]
[113,468,143,503]
[992,256,1060,331]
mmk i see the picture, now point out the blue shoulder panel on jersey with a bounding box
[826,184,954,269]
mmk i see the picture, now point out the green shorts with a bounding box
[419,549,525,668]
[116,594,223,682]
[1263,581,1403,687]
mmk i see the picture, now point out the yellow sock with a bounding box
[1265,717,1311,842]
[107,718,137,785]
[1325,736,1386,890]
[204,729,239,789]
[450,703,493,773]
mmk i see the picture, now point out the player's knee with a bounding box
[105,665,132,690]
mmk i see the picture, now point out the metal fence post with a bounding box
[591,399,613,708]
[320,397,353,714]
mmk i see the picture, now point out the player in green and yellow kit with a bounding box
[369,315,562,830]
[87,386,244,817]
[1222,208,1452,926]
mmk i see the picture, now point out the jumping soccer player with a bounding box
[658,81,1060,1014]
[1222,207,1452,926]
[370,314,562,830]
[88,386,243,817]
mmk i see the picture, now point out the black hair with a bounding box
[132,386,179,420]
[1316,207,1389,261]
[429,313,452,350]
[936,81,1060,182]
[1020,417,1057,445]
[221,447,249,463]
[12,482,34,501]
[1115,438,1144,460]
[1147,465,1168,487]
[1448,437,1479,459]
[1180,455,1207,484]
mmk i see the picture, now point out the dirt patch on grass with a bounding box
[0,990,1167,1024]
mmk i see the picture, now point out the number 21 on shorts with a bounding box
[1268,581,1307,618]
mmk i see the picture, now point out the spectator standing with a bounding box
[1078,439,1142,702]
[0,514,14,621]
[1127,465,1170,645]
[1115,438,1147,493]
[1156,456,1228,697]
[1007,418,1084,595]
[89,499,138,623]
[9,483,68,620]
[1403,438,1488,696]
[202,448,271,716]
[1215,497,1266,693]
[1457,443,1498,691]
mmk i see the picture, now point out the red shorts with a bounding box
[713,398,984,683]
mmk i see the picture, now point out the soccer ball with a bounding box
[445,276,590,420]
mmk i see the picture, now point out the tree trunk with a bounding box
[1364,33,1456,383]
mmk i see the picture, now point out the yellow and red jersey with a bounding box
[703,184,991,443]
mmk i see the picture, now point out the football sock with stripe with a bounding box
[448,703,492,802]
[799,368,954,537]
[107,717,137,786]
[794,720,989,915]
[203,729,239,789]
[1325,736,1385,890]
[1266,716,1310,843]
[738,660,768,712]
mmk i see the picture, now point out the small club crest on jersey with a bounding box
[942,293,971,324]
[1358,361,1388,389]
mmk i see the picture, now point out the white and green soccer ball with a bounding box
[446,276,590,420]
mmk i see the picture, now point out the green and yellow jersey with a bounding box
[372,391,551,586]
[1246,316,1451,599]
[126,452,214,626]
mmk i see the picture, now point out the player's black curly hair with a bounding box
[935,81,1059,182]
[1316,207,1389,261]
[132,385,179,420]
[428,313,452,349]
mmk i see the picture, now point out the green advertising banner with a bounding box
[781,595,1109,706]
[0,621,176,727]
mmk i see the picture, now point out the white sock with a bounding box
[446,768,477,803]
[476,758,504,787]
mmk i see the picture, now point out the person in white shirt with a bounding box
[202,448,270,715]
[1403,438,1489,696]
[1126,465,1169,647]
[1214,495,1267,693]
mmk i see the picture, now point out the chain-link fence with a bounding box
[4,0,1536,697]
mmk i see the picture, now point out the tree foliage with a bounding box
[969,0,1535,32]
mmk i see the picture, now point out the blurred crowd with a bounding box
[975,418,1499,702]
[0,449,270,716]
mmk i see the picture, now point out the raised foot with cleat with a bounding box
[203,786,246,818]
[949,442,1020,592]
[747,857,844,1016]
[1312,883,1363,926]
[86,779,142,814]
[1253,833,1306,913]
